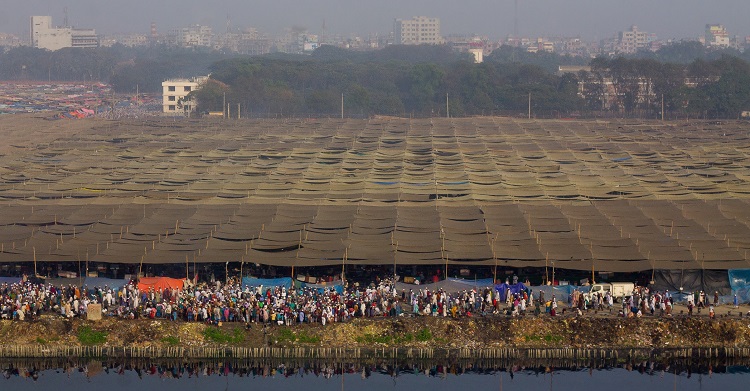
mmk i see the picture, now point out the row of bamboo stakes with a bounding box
[2,345,750,360]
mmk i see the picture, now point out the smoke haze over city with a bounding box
[2,0,749,39]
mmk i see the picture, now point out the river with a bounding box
[2,357,748,390]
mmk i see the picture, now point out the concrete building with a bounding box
[0,33,23,48]
[100,34,148,48]
[394,16,443,45]
[445,34,495,61]
[557,65,592,76]
[468,48,483,63]
[30,16,98,51]
[705,24,730,48]
[168,25,212,48]
[162,76,209,115]
[530,38,554,53]
[617,26,654,54]
[213,28,272,55]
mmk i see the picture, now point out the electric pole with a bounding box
[446,93,450,118]
[661,94,665,121]
[528,92,531,119]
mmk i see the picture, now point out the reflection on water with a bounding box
[2,357,749,390]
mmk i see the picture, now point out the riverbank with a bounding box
[3,313,750,358]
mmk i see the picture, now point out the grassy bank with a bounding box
[2,315,750,353]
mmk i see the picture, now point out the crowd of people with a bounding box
[0,277,512,324]
[0,276,744,324]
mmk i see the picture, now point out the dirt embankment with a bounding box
[3,315,750,350]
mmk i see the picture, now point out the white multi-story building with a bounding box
[162,76,209,115]
[705,24,730,48]
[30,16,98,51]
[394,16,443,45]
[617,26,654,54]
[168,25,212,48]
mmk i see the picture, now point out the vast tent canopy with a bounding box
[0,115,749,273]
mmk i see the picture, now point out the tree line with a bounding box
[195,45,750,119]
[1,42,749,119]
[0,44,233,93]
[585,55,750,119]
[193,45,584,118]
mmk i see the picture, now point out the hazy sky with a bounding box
[2,0,749,40]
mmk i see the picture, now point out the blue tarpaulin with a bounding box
[451,277,495,288]
[242,277,293,290]
[526,285,590,303]
[729,269,750,303]
[494,283,529,301]
[0,277,22,285]
[296,280,344,294]
[394,277,496,294]
[83,277,128,291]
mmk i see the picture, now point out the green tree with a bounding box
[405,63,445,113]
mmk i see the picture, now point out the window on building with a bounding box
[168,105,176,111]
[184,86,192,92]
[168,96,176,101]
[168,86,176,91]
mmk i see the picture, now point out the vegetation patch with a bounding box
[416,328,433,342]
[161,336,180,346]
[77,326,107,345]
[275,328,320,344]
[203,327,244,344]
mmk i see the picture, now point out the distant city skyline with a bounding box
[2,0,750,41]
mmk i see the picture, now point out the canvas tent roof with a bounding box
[0,116,749,272]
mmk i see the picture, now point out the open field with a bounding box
[0,115,749,271]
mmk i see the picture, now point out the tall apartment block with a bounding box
[705,24,730,48]
[617,26,655,54]
[394,16,443,45]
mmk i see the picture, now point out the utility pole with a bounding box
[661,94,665,121]
[446,93,450,118]
[341,93,344,119]
[237,103,241,119]
[514,0,518,42]
[512,0,519,62]
[223,92,226,119]
[552,261,555,287]
[528,92,531,119]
